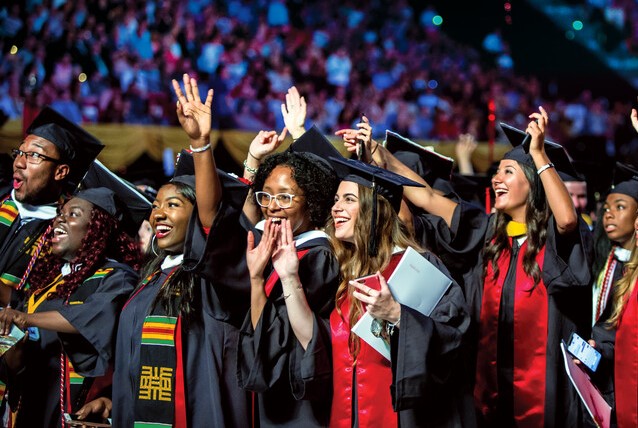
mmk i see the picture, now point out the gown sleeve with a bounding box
[543,216,593,336]
[57,264,138,377]
[237,245,339,395]
[591,310,616,409]
[182,174,252,327]
[389,252,470,411]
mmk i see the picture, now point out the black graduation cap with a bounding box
[289,125,343,160]
[287,125,341,177]
[81,160,152,236]
[171,149,249,208]
[329,156,423,256]
[171,149,196,189]
[26,107,104,186]
[611,162,638,201]
[451,172,493,210]
[499,122,580,179]
[383,130,454,187]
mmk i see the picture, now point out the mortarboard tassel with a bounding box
[368,179,379,257]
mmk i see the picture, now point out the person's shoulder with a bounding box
[90,259,138,279]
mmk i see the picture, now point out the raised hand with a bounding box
[271,218,300,280]
[280,86,307,140]
[351,272,401,323]
[631,105,638,134]
[246,218,280,280]
[171,73,214,145]
[527,106,548,154]
[248,129,288,162]
[335,115,376,161]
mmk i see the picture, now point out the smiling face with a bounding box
[492,159,531,222]
[13,135,69,204]
[331,181,360,244]
[602,192,638,249]
[150,184,194,254]
[51,197,93,261]
[260,165,312,235]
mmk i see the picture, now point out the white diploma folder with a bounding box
[352,247,453,360]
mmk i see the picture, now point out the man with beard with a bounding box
[0,107,103,306]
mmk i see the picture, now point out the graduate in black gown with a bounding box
[0,107,103,304]
[591,163,638,325]
[112,74,252,427]
[237,87,341,427]
[362,107,592,427]
[0,185,143,428]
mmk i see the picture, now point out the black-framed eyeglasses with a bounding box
[254,191,302,209]
[11,149,61,165]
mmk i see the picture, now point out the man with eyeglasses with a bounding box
[0,107,103,306]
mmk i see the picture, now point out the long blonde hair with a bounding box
[607,245,638,328]
[325,183,422,359]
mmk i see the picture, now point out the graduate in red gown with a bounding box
[264,156,469,427]
[362,107,592,427]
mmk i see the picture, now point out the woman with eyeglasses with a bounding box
[263,157,469,428]
[237,87,341,427]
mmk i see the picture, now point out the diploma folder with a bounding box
[352,247,452,360]
[560,342,611,428]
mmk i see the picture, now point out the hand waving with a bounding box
[171,74,214,144]
[280,86,307,140]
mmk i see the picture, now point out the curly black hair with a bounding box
[252,151,339,228]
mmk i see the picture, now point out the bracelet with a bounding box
[248,150,261,161]
[189,143,211,153]
[536,162,554,176]
[386,317,400,336]
[243,159,258,175]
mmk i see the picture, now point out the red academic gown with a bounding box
[614,278,638,428]
[328,251,470,428]
[472,217,591,428]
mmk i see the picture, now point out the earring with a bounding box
[151,235,160,257]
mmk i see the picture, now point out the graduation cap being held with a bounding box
[383,130,454,190]
[499,122,580,179]
[27,107,104,187]
[611,162,638,202]
[81,160,152,236]
[329,156,424,256]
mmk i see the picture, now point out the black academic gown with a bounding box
[590,305,619,426]
[5,260,137,428]
[0,194,52,298]
[112,197,252,428]
[471,215,592,428]
[237,224,340,428]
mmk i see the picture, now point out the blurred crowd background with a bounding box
[0,0,637,176]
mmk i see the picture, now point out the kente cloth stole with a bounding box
[132,268,186,428]
[474,239,548,428]
[0,196,19,287]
